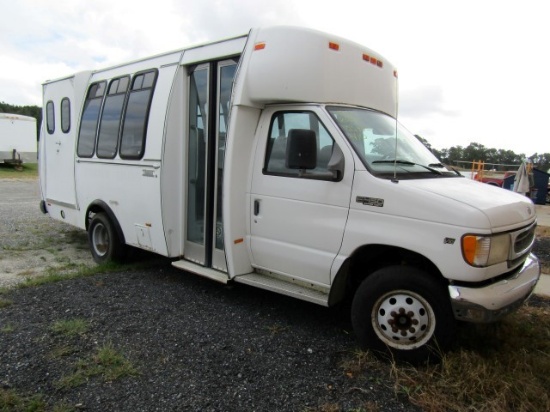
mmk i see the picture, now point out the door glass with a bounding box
[187,67,209,245]
[214,62,237,251]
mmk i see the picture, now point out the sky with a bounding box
[1,0,548,156]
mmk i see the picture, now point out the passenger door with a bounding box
[184,59,238,272]
[42,77,83,208]
[249,108,353,285]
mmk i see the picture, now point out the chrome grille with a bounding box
[507,222,536,268]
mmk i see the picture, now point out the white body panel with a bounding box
[248,106,354,286]
[40,71,91,217]
[338,171,536,283]
[0,113,37,162]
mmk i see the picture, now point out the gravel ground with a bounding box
[1,179,549,411]
[0,179,417,411]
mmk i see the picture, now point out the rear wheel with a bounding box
[351,266,455,364]
[88,213,125,264]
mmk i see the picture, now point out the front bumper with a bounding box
[448,254,540,322]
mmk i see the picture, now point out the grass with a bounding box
[14,261,130,290]
[1,323,15,333]
[56,342,139,389]
[341,301,550,412]
[0,389,74,412]
[0,298,13,308]
[0,389,46,412]
[50,318,90,337]
[0,162,38,179]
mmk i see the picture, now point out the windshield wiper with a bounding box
[372,159,443,175]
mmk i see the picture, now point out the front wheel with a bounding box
[88,213,125,264]
[351,266,455,364]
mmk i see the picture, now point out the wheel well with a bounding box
[329,244,445,306]
[85,200,126,245]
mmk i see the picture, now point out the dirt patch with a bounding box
[0,179,94,288]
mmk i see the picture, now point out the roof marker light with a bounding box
[254,42,266,51]
[329,41,340,51]
[363,54,383,68]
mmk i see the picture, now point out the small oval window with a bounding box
[46,101,55,134]
[61,98,71,133]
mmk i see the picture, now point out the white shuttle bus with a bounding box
[39,26,540,363]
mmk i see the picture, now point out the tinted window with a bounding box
[61,98,71,133]
[96,77,129,158]
[77,82,106,157]
[46,101,55,134]
[120,71,157,159]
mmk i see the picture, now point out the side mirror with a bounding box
[286,129,317,170]
[327,144,345,181]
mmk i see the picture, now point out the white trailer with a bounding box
[0,113,37,164]
[38,26,540,363]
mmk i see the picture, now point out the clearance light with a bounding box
[394,70,398,78]
[362,54,383,68]
[329,41,340,51]
[254,42,266,51]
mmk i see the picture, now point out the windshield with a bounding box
[326,106,457,179]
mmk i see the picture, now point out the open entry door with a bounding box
[184,59,238,272]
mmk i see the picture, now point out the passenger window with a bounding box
[46,101,55,134]
[264,111,337,179]
[61,98,71,133]
[120,70,157,160]
[77,82,106,158]
[97,76,129,159]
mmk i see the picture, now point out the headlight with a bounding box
[462,233,510,267]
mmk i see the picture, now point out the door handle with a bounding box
[254,200,260,216]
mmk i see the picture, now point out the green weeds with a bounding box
[340,302,550,412]
[56,342,139,389]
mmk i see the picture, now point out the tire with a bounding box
[351,266,455,364]
[88,213,125,264]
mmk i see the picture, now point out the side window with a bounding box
[120,70,157,159]
[97,76,129,159]
[46,101,55,134]
[77,82,106,158]
[61,98,71,133]
[264,111,337,179]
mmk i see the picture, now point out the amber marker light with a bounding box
[254,42,266,51]
[328,41,340,51]
[363,54,383,68]
[462,235,478,266]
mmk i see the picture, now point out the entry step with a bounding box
[234,272,329,306]
[171,259,229,284]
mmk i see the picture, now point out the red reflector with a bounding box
[377,60,383,68]
[362,53,370,61]
[329,41,340,51]
[394,70,398,78]
[254,42,266,51]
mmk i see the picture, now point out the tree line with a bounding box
[416,136,550,173]
[1,101,42,137]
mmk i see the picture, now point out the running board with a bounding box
[171,259,229,284]
[234,272,329,307]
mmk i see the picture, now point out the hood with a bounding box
[402,177,536,230]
